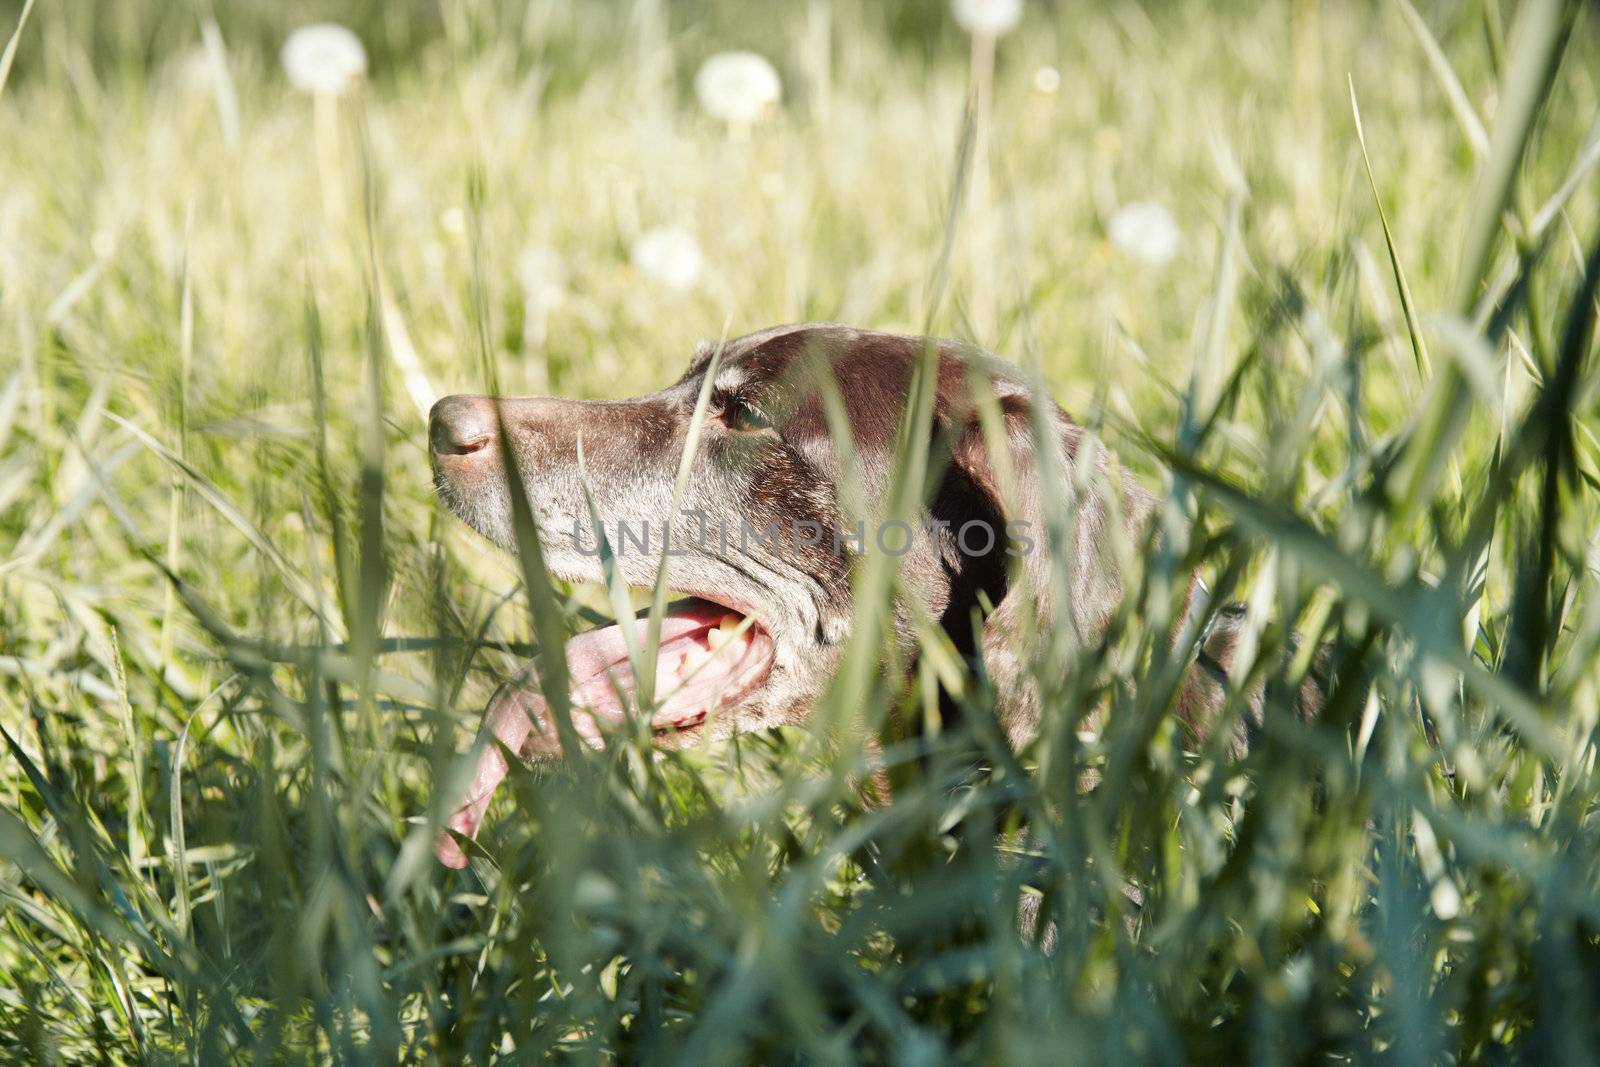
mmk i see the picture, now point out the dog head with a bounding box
[429,324,1159,864]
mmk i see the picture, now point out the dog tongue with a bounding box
[434,681,538,868]
[562,602,730,702]
[434,601,735,868]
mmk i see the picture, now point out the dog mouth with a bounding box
[434,594,777,868]
[563,596,777,734]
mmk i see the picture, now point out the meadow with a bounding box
[2,0,1599,1061]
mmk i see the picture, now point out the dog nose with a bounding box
[429,395,497,456]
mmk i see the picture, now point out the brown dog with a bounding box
[428,324,1285,867]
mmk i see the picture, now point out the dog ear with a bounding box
[935,371,1326,755]
[942,387,1158,634]
[935,384,1160,745]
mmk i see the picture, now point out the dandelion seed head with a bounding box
[952,0,1024,37]
[694,52,782,126]
[1108,201,1180,267]
[631,227,704,291]
[281,23,367,97]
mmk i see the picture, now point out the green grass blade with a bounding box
[1351,77,1433,378]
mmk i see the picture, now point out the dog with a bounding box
[428,324,1300,868]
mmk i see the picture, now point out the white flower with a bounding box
[1107,201,1180,267]
[517,246,568,312]
[1032,65,1061,94]
[952,0,1023,37]
[694,52,782,126]
[281,23,367,96]
[439,207,466,236]
[631,227,704,290]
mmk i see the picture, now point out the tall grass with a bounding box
[1,0,1598,1061]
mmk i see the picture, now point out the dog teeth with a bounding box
[708,619,738,651]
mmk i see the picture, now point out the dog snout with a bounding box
[429,395,497,457]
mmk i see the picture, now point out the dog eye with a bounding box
[717,394,775,434]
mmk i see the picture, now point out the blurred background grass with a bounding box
[2,0,1599,1061]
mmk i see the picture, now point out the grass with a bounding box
[2,0,1599,1061]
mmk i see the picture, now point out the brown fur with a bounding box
[430,323,1301,762]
